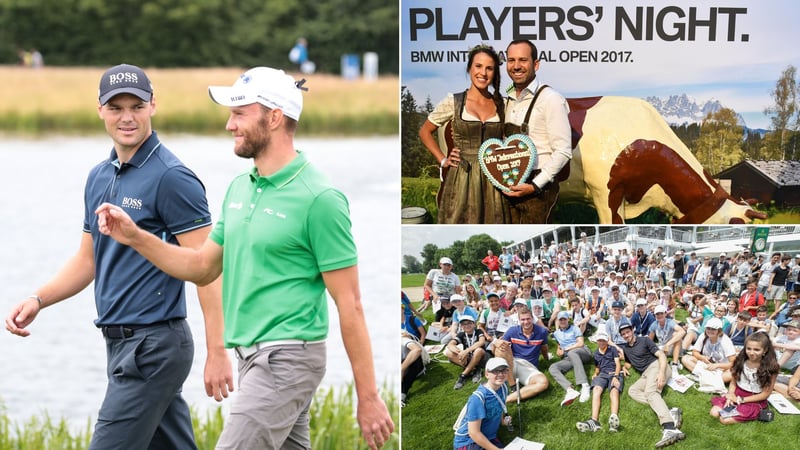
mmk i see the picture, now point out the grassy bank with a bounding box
[402,300,794,449]
[0,384,398,450]
[0,66,398,136]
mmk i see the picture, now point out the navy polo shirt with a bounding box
[83,131,211,326]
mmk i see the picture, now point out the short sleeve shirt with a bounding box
[595,346,620,375]
[623,336,661,373]
[553,325,582,348]
[692,335,737,363]
[503,324,549,367]
[209,152,357,346]
[427,269,460,297]
[648,318,678,344]
[453,384,507,448]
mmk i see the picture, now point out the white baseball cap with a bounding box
[439,257,453,265]
[705,318,724,330]
[209,67,305,120]
[486,357,509,372]
[654,305,667,314]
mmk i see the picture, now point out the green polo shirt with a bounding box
[209,151,358,347]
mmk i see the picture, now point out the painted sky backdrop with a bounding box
[402,0,800,130]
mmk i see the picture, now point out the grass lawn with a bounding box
[402,273,427,288]
[401,303,796,449]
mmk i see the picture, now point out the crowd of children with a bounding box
[401,241,800,449]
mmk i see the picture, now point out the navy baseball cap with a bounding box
[98,64,153,105]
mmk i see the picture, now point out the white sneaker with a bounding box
[579,384,591,403]
[655,429,685,448]
[608,414,620,432]
[669,407,683,429]
[561,388,580,407]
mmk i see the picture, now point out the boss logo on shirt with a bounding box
[121,196,143,210]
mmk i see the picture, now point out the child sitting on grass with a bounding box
[576,331,623,432]
[709,332,779,424]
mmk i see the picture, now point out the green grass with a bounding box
[402,273,427,288]
[402,305,795,450]
[0,384,398,450]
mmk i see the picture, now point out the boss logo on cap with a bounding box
[109,72,139,85]
[231,95,245,101]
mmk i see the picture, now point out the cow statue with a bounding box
[560,96,766,224]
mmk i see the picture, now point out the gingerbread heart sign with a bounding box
[477,134,537,192]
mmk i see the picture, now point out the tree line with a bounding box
[0,0,397,74]
[402,234,515,275]
[402,65,800,178]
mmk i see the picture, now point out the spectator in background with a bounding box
[483,249,501,273]
[422,256,461,312]
[768,255,791,312]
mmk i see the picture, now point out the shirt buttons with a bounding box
[257,188,262,193]
[250,204,255,209]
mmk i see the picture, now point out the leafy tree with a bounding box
[401,86,433,177]
[0,0,398,72]
[402,255,422,274]
[694,108,745,175]
[742,129,764,160]
[764,65,798,160]
[463,234,502,274]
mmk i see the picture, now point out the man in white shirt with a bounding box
[502,39,572,223]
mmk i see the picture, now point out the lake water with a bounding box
[0,134,400,429]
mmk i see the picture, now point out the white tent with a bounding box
[691,243,749,258]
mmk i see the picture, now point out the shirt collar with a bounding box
[108,131,161,169]
[506,78,541,101]
[249,150,310,189]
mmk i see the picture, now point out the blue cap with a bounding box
[618,317,633,332]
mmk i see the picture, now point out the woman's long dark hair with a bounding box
[730,332,780,389]
[466,44,504,122]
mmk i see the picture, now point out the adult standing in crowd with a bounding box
[483,250,501,274]
[502,39,572,223]
[422,256,461,312]
[6,64,233,449]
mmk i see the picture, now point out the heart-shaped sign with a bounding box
[478,133,537,192]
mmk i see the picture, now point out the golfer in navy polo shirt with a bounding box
[5,64,233,449]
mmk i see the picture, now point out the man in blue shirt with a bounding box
[494,307,549,403]
[5,64,233,449]
[631,298,656,337]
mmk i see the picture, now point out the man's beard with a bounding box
[234,115,270,159]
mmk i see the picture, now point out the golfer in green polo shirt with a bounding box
[95,66,394,450]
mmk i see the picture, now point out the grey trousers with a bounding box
[548,346,593,391]
[216,342,326,450]
[91,319,196,450]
